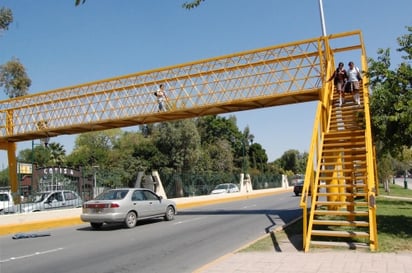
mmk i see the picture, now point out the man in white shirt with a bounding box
[346,61,362,105]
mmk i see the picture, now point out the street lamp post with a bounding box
[318,0,327,36]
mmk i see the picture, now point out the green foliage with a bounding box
[200,139,234,172]
[368,26,412,156]
[74,0,86,6]
[17,143,50,167]
[0,57,31,98]
[196,115,239,144]
[0,7,13,31]
[155,120,201,172]
[0,168,9,187]
[278,149,307,175]
[249,142,268,172]
[47,142,66,166]
[182,0,205,10]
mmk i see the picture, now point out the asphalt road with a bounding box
[0,192,301,273]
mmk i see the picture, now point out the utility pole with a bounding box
[318,0,327,36]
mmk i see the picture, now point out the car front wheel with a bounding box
[164,206,175,221]
[125,211,137,228]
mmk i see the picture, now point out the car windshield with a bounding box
[214,184,228,190]
[0,193,10,201]
[32,193,49,203]
[95,190,128,200]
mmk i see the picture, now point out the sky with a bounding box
[0,0,411,170]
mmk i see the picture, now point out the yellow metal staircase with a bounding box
[302,76,378,251]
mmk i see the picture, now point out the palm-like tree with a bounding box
[47,142,66,166]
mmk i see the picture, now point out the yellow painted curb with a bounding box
[0,217,84,236]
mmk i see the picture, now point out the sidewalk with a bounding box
[194,194,412,273]
[194,229,412,273]
[194,250,412,273]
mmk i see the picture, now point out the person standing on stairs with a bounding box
[328,62,347,106]
[346,61,362,106]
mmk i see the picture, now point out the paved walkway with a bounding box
[194,194,412,273]
[194,250,412,273]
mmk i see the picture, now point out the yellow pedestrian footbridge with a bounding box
[0,30,378,251]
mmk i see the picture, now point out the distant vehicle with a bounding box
[293,180,311,196]
[293,180,304,196]
[81,188,177,229]
[0,191,15,214]
[4,190,83,213]
[211,183,240,194]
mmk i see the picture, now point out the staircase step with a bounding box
[311,230,369,238]
[317,192,367,198]
[321,154,366,161]
[314,210,369,217]
[310,240,370,249]
[324,130,364,137]
[322,148,366,155]
[323,142,365,149]
[324,135,365,142]
[318,182,367,187]
[319,168,367,174]
[318,177,367,182]
[321,162,367,168]
[312,219,369,226]
[315,201,368,207]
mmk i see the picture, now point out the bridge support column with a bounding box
[7,142,19,204]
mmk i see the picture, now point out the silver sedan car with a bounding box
[81,188,177,229]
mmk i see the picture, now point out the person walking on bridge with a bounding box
[154,84,169,111]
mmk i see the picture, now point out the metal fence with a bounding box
[159,171,285,198]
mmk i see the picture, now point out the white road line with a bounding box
[172,217,205,225]
[241,204,257,209]
[0,247,64,263]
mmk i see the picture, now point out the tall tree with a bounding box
[0,57,31,98]
[17,144,50,167]
[75,0,86,6]
[249,142,268,172]
[196,115,239,145]
[0,7,13,31]
[0,8,31,99]
[368,26,412,155]
[182,0,205,9]
[47,142,66,166]
[278,149,307,175]
[155,120,201,173]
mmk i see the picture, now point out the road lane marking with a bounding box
[173,217,205,225]
[0,247,64,263]
[241,204,257,209]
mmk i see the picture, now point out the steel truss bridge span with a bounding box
[1,34,343,144]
